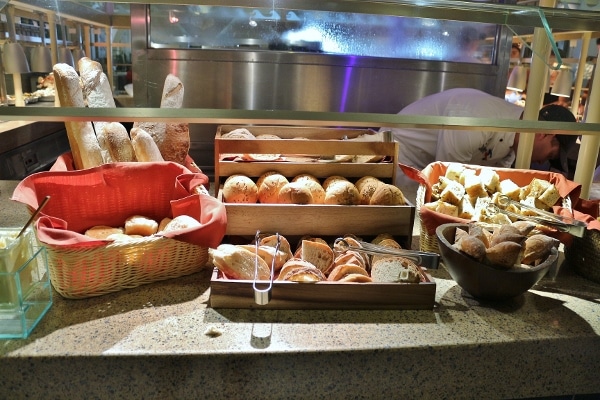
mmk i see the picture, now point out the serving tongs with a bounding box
[489,195,587,238]
[252,230,280,305]
[333,238,440,269]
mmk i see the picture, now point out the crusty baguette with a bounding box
[53,63,103,170]
[78,57,116,163]
[130,127,164,162]
[104,122,136,162]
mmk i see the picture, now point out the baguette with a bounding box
[53,63,103,170]
[104,122,136,162]
[130,127,164,162]
[78,57,116,163]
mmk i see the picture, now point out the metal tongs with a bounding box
[333,238,440,269]
[253,230,280,305]
[489,195,587,238]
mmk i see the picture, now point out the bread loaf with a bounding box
[104,122,136,162]
[133,74,187,163]
[53,63,104,170]
[211,244,270,280]
[130,127,164,162]
[78,57,116,163]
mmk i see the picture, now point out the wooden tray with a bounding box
[209,268,436,310]
[214,125,398,190]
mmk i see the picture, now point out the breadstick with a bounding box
[104,122,136,162]
[131,127,164,162]
[53,63,103,170]
[78,57,116,163]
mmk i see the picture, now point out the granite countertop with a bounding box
[1,180,599,400]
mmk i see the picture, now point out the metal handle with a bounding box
[333,238,440,269]
[253,230,279,305]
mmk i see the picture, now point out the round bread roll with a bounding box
[322,175,349,190]
[257,173,289,204]
[300,179,325,204]
[358,178,382,205]
[369,184,407,205]
[256,171,281,189]
[223,174,258,203]
[124,215,159,236]
[484,241,522,269]
[324,181,360,205]
[277,182,313,204]
[85,226,124,240]
[292,173,321,184]
[355,176,381,193]
[158,217,172,232]
[162,215,201,232]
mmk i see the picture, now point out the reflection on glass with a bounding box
[149,5,495,63]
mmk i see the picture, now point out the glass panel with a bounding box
[148,5,495,63]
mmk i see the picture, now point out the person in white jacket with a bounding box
[383,88,577,187]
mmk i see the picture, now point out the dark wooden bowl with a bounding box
[436,223,558,300]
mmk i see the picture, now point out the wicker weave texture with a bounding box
[416,184,440,253]
[46,236,208,299]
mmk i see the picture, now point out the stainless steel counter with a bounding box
[1,180,599,400]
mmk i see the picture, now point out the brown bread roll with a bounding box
[521,234,559,265]
[278,182,313,204]
[104,122,136,162]
[484,241,522,269]
[130,127,165,162]
[324,180,360,205]
[257,173,289,204]
[369,184,406,205]
[53,63,104,170]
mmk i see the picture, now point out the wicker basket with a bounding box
[45,236,208,299]
[564,229,600,284]
[416,183,440,253]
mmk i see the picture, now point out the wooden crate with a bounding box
[214,125,398,190]
[210,268,436,310]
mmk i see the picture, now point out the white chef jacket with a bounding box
[385,88,524,187]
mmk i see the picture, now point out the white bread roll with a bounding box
[369,184,407,205]
[104,122,136,162]
[162,215,201,232]
[78,57,115,163]
[124,215,159,236]
[53,63,104,170]
[84,226,124,240]
[322,175,348,190]
[130,127,164,162]
[222,175,258,203]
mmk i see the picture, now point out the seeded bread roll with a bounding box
[223,175,258,203]
[278,182,313,204]
[130,127,165,162]
[104,122,136,162]
[324,180,360,205]
[257,173,289,204]
[53,63,104,170]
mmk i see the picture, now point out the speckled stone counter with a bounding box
[1,180,599,400]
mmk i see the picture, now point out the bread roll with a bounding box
[257,173,289,204]
[521,234,559,265]
[85,226,124,240]
[484,241,522,269]
[221,128,256,139]
[158,218,172,232]
[454,235,487,261]
[53,63,104,170]
[292,174,321,184]
[260,234,293,262]
[124,215,159,236]
[278,182,313,204]
[104,122,136,162]
[299,179,325,204]
[78,57,115,163]
[322,175,348,190]
[369,184,406,206]
[324,181,360,205]
[211,244,270,280]
[131,127,165,162]
[222,175,258,203]
[162,215,201,232]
